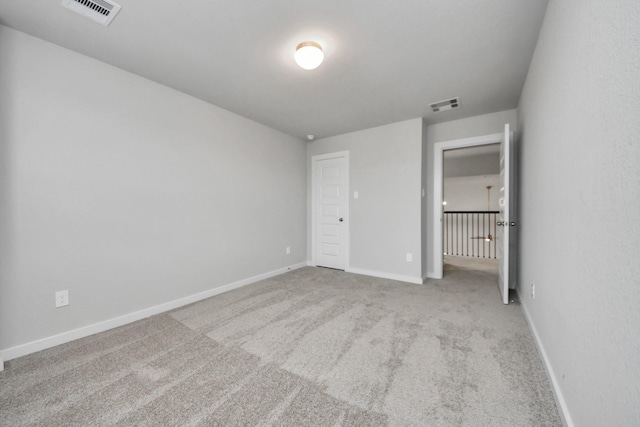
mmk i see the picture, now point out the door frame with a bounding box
[311,151,350,269]
[432,133,503,279]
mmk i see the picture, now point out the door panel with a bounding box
[498,124,514,304]
[314,154,348,269]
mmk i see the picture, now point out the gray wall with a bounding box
[443,175,500,212]
[0,26,307,352]
[307,119,423,282]
[443,152,500,178]
[426,109,517,142]
[517,0,640,425]
[423,109,517,277]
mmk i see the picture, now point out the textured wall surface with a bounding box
[0,26,307,352]
[306,119,423,281]
[517,0,640,425]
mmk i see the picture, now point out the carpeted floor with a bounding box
[0,261,562,426]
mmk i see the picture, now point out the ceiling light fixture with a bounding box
[295,42,324,70]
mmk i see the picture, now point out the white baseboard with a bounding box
[0,262,306,363]
[520,302,574,427]
[426,270,443,279]
[345,267,423,284]
[305,262,423,285]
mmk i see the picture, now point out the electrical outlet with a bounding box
[56,290,69,307]
[531,283,535,300]
[286,246,291,255]
[406,253,413,262]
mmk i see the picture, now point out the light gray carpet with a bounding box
[0,262,562,426]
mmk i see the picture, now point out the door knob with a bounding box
[497,221,504,226]
[339,218,344,222]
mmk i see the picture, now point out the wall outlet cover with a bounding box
[56,290,69,307]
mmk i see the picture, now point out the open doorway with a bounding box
[431,131,504,279]
[443,144,500,275]
[431,125,515,304]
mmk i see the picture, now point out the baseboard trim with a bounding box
[0,262,307,362]
[345,267,423,284]
[520,302,574,427]
[426,270,443,279]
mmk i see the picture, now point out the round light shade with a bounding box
[295,42,324,70]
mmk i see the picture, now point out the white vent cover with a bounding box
[430,97,461,113]
[62,0,121,26]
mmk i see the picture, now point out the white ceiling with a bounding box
[444,143,500,159]
[0,0,548,139]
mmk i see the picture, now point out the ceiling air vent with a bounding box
[430,97,461,113]
[61,0,121,26]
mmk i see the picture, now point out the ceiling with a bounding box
[0,0,549,140]
[444,144,500,159]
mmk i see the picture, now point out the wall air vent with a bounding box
[61,0,121,26]
[430,97,461,113]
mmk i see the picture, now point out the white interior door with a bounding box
[498,124,515,304]
[313,153,349,270]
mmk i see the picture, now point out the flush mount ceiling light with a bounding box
[295,42,324,70]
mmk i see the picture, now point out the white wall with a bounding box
[443,175,500,212]
[307,119,423,283]
[517,0,640,425]
[0,26,307,355]
[424,109,517,277]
